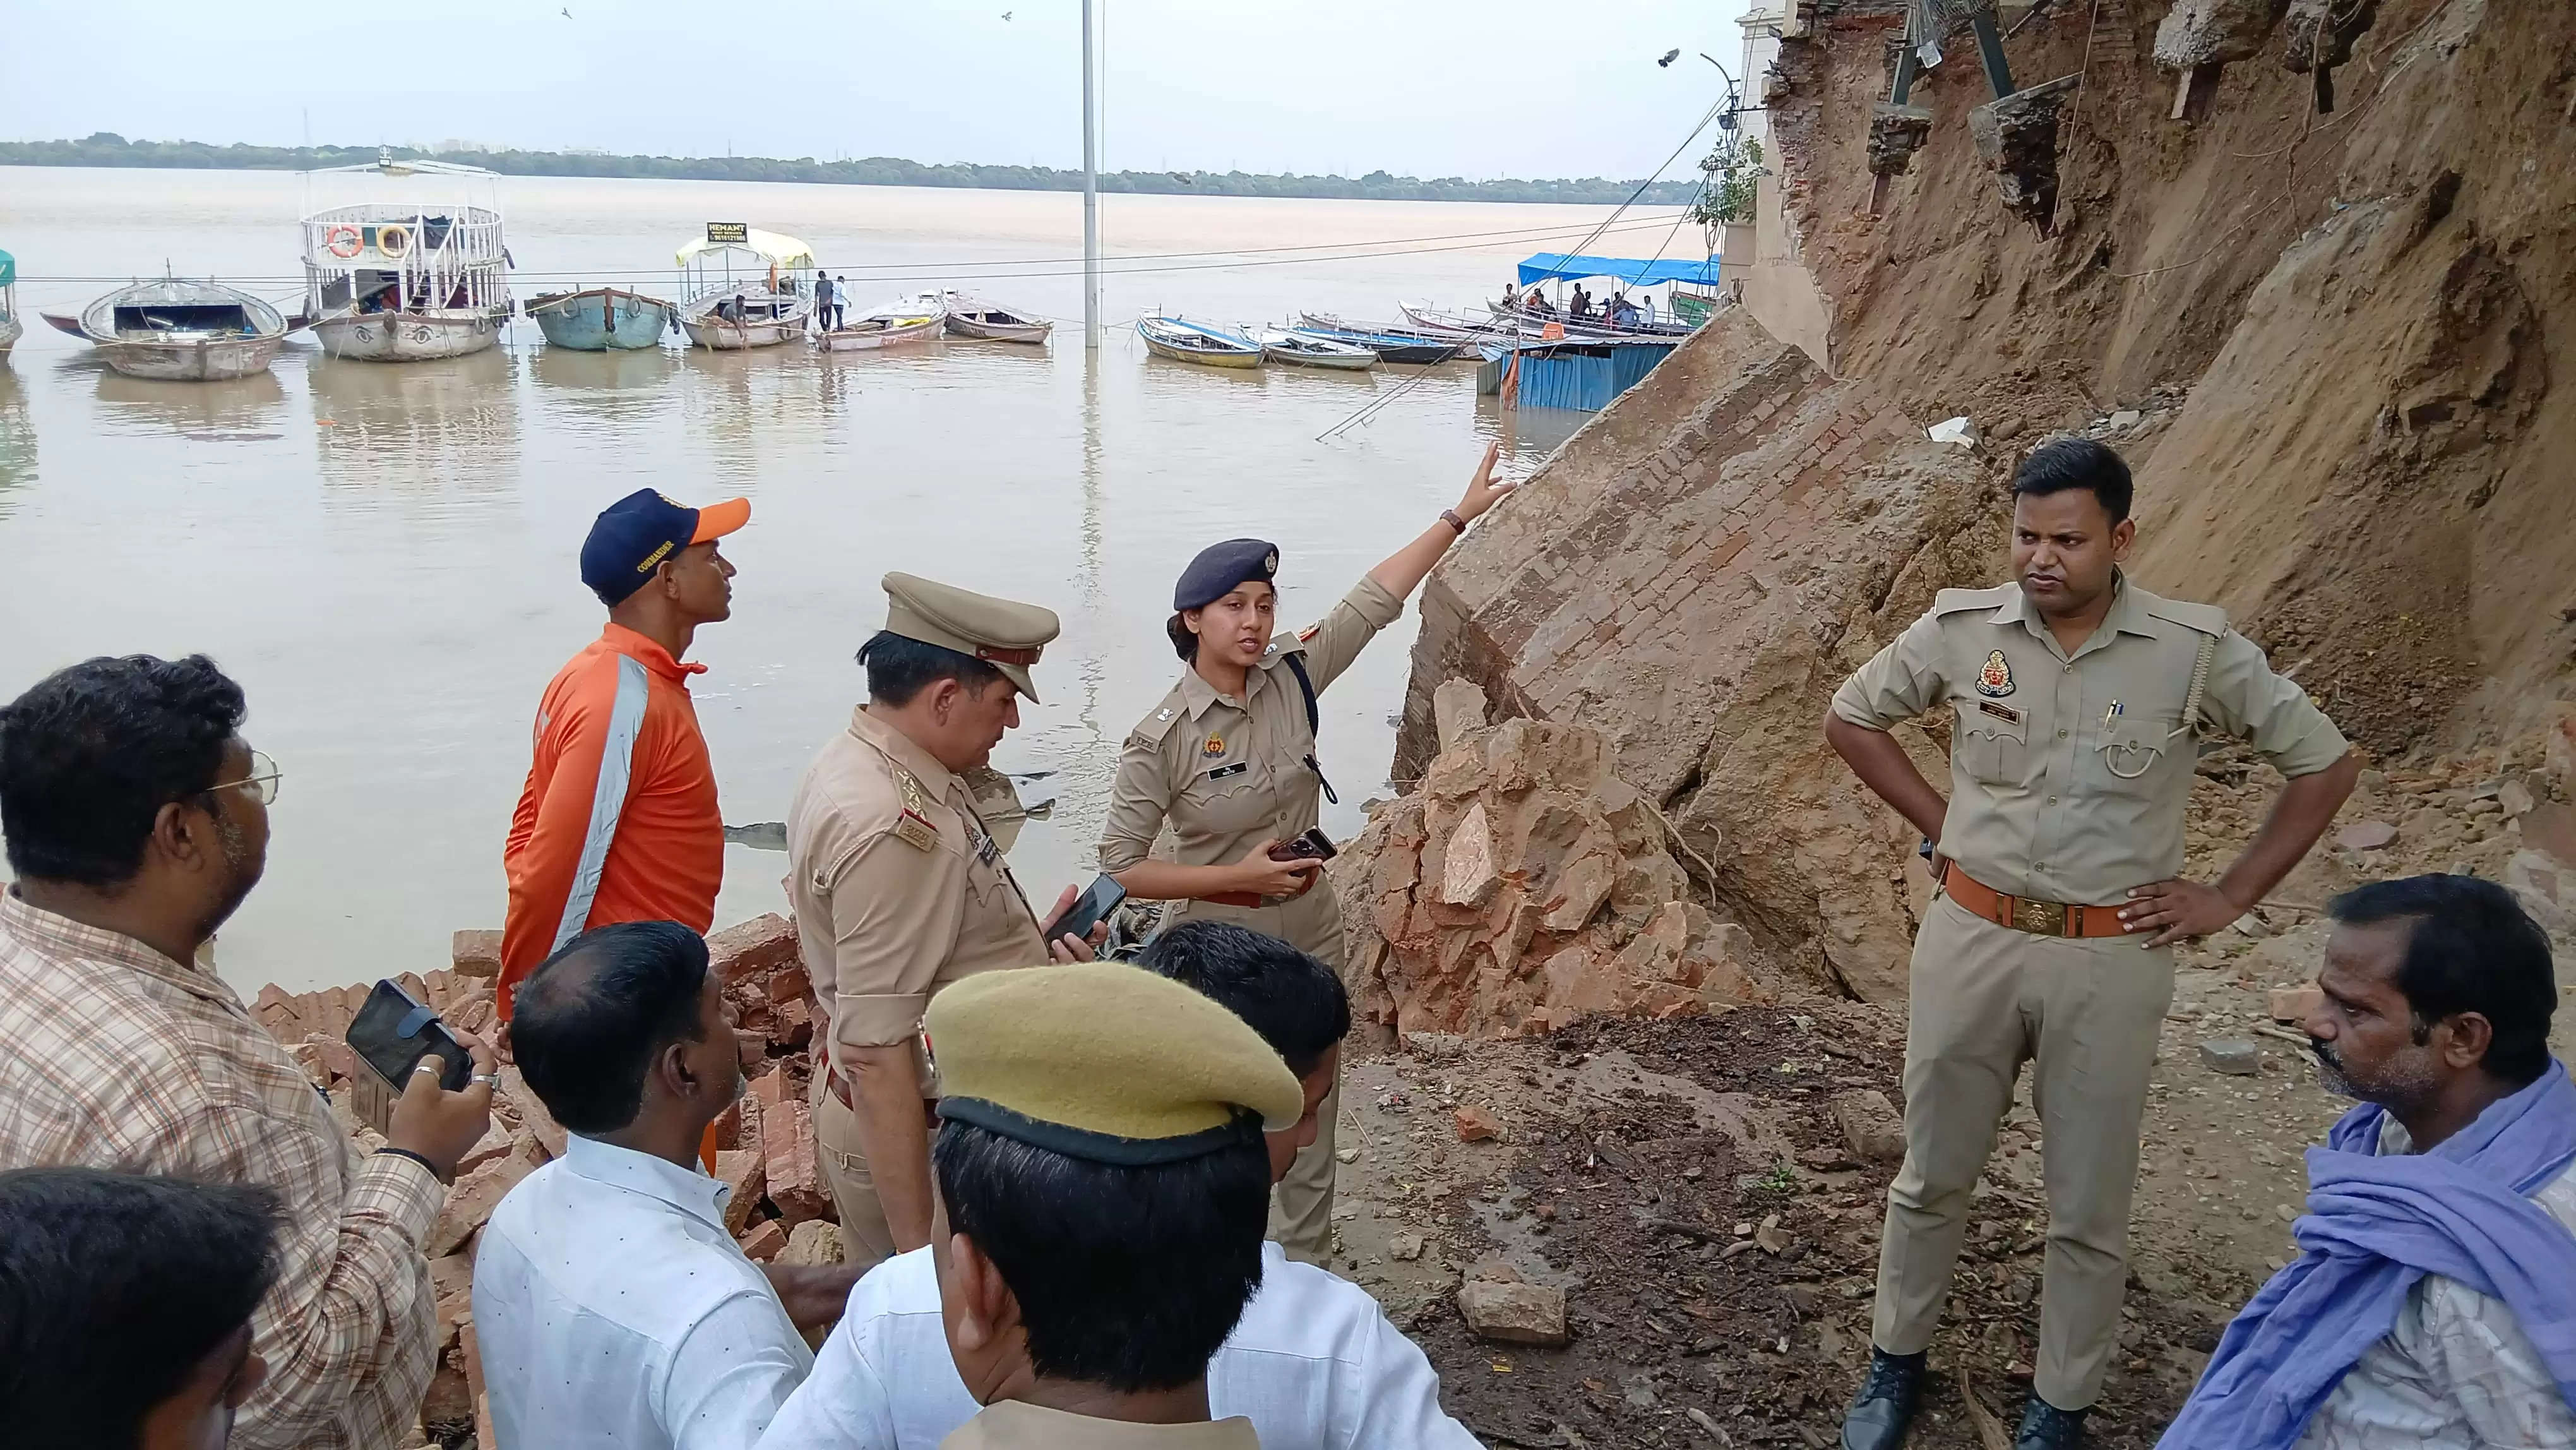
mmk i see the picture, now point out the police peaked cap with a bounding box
[1173,539,1281,613]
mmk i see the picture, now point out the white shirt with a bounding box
[757,1242,1482,1450]
[2298,1118,2576,1450]
[474,1134,814,1450]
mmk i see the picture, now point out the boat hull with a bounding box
[0,313,18,353]
[1143,333,1261,368]
[95,333,287,381]
[316,308,506,361]
[529,289,673,351]
[682,312,809,349]
[1260,335,1376,371]
[814,318,942,352]
[945,313,1052,344]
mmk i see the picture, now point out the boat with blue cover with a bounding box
[1136,316,1263,369]
[1286,316,1462,364]
[526,287,675,350]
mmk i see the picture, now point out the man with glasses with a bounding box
[0,653,498,1450]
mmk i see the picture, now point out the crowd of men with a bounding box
[1,440,2574,1450]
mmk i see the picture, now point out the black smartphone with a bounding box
[1270,826,1339,863]
[1050,873,1129,945]
[343,980,472,1135]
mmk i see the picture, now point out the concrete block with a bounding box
[2200,1039,2264,1076]
[1458,1279,1570,1346]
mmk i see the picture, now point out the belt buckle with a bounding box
[2011,897,2068,935]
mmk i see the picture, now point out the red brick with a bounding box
[496,1066,568,1161]
[715,1093,764,1154]
[451,930,503,979]
[772,997,814,1050]
[739,1219,789,1261]
[708,914,800,984]
[763,1096,830,1226]
[427,1142,539,1257]
[717,1150,768,1235]
[1455,1105,1506,1142]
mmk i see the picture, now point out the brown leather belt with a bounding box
[1208,876,1320,909]
[1937,860,2131,939]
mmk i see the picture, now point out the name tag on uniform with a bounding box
[1977,700,2023,724]
[1205,762,1249,781]
[963,816,1000,868]
[893,808,938,853]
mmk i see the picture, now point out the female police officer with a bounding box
[1099,443,1512,1262]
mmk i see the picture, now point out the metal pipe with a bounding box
[1082,0,1100,351]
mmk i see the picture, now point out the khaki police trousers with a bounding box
[1871,894,2174,1411]
[811,1068,919,1273]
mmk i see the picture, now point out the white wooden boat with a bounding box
[57,277,294,381]
[677,225,816,349]
[300,152,512,362]
[816,296,945,352]
[939,291,1052,344]
[1137,316,1263,368]
[1256,327,1376,371]
[1396,301,1514,340]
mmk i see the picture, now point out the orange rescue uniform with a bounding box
[499,623,725,1017]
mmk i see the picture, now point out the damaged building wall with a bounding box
[1385,0,2571,1002]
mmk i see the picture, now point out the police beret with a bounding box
[927,963,1304,1166]
[881,572,1061,704]
[1172,539,1281,613]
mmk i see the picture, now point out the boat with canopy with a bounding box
[0,249,18,354]
[299,150,513,362]
[1494,252,1714,337]
[677,225,814,349]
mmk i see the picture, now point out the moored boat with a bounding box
[300,152,513,363]
[677,225,815,349]
[1287,315,1462,364]
[1255,327,1376,371]
[0,249,19,354]
[1137,316,1263,368]
[816,296,945,352]
[58,277,294,381]
[1395,301,1515,340]
[938,291,1053,344]
[527,287,676,351]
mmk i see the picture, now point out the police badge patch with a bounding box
[1975,650,2015,698]
[1202,734,1227,758]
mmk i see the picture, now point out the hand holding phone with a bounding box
[1268,827,1339,863]
[344,980,491,1170]
[1046,874,1128,955]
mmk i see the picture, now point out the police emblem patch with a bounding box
[1202,734,1226,758]
[1975,650,2015,698]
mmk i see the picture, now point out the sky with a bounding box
[0,0,1762,181]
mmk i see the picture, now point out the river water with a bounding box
[0,166,1635,992]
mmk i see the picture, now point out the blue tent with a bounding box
[1517,252,1720,288]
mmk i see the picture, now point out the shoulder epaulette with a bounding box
[1930,583,2018,616]
[1128,698,1186,746]
[2144,597,2229,638]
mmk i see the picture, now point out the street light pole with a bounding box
[1082,0,1100,351]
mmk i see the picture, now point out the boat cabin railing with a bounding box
[302,204,508,316]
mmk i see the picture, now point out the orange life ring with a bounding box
[377,224,412,258]
[325,225,362,259]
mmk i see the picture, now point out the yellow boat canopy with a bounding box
[674,227,814,270]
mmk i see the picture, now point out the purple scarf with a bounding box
[2157,1061,2576,1450]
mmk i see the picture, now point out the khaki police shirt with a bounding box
[1098,575,1404,950]
[1830,574,2349,908]
[941,1403,1261,1449]
[785,707,1047,1095]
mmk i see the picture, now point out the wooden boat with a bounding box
[939,291,1052,344]
[677,225,816,349]
[56,277,294,381]
[1396,301,1515,340]
[526,287,675,351]
[1256,327,1376,371]
[0,248,18,354]
[816,296,945,352]
[1489,298,1696,339]
[1137,316,1263,368]
[1287,316,1461,364]
[301,153,512,362]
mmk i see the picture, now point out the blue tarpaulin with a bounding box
[1517,252,1720,287]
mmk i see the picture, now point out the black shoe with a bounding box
[2013,1394,2087,1450]
[1839,1348,1927,1450]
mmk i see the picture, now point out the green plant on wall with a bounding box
[1689,135,1765,226]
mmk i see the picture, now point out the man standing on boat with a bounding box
[814,274,837,335]
[498,489,748,1022]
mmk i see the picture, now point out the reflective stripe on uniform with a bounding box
[552,653,650,953]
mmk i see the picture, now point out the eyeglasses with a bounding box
[204,750,283,807]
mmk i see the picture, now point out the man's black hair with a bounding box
[0,1168,282,1447]
[934,1121,1267,1392]
[1138,921,1351,1079]
[2327,873,2558,1086]
[2012,436,2134,524]
[856,630,1006,708]
[0,654,246,887]
[512,920,712,1134]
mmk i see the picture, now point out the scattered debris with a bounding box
[1832,1089,1907,1165]
[1459,1279,1572,1347]
[1969,74,2082,232]
[1458,1104,1508,1142]
[1928,416,1982,447]
[2199,1039,2265,1076]
[2335,820,2399,851]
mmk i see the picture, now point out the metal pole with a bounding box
[1082,0,1100,350]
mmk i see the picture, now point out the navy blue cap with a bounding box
[580,489,749,606]
[1173,538,1280,613]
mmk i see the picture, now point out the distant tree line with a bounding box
[0,133,1703,207]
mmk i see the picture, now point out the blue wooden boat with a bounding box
[1137,316,1263,368]
[1286,318,1462,365]
[526,287,675,351]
